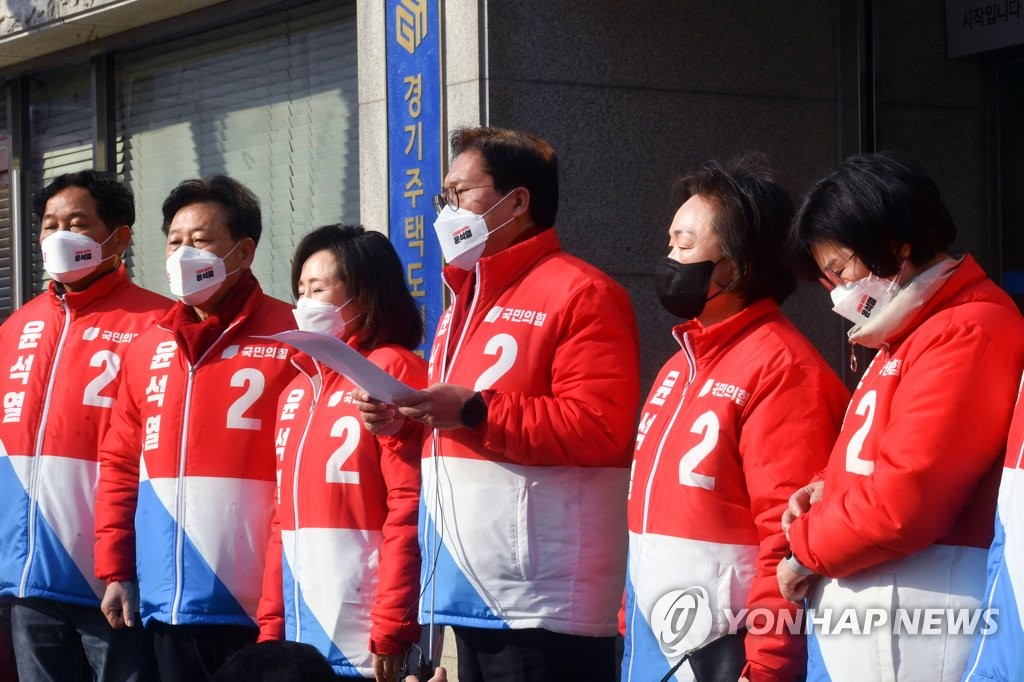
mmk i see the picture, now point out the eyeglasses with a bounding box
[431,185,494,214]
[820,251,857,288]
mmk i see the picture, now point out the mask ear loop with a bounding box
[703,257,732,305]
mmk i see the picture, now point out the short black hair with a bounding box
[675,153,797,304]
[450,126,559,228]
[789,151,957,281]
[291,224,424,350]
[33,170,135,230]
[161,176,262,245]
[210,641,336,682]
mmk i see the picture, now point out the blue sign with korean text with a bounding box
[386,0,444,356]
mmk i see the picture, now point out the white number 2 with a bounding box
[678,411,718,490]
[325,415,360,484]
[845,390,876,475]
[226,369,265,430]
[474,333,518,391]
[82,351,120,408]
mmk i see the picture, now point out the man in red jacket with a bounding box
[0,170,171,681]
[360,126,641,682]
[95,176,297,682]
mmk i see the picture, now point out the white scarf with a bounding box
[848,256,962,349]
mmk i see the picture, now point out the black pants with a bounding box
[10,597,154,682]
[453,626,616,682]
[0,599,17,682]
[149,621,258,682]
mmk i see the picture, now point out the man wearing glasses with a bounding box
[357,126,641,682]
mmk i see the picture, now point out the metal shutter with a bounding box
[115,2,359,302]
[28,65,96,294]
[0,85,12,319]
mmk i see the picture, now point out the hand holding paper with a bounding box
[351,388,406,437]
[394,383,476,430]
[263,330,416,403]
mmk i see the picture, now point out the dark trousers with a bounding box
[453,626,616,682]
[149,620,258,682]
[0,599,17,682]
[10,597,154,682]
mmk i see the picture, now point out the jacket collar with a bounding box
[672,297,781,365]
[442,228,560,305]
[49,263,130,315]
[159,270,264,363]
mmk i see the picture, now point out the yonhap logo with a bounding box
[650,587,714,658]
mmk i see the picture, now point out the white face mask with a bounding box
[432,192,515,270]
[166,243,240,306]
[292,296,360,336]
[830,271,901,324]
[41,230,116,284]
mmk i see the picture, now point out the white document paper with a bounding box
[262,330,416,403]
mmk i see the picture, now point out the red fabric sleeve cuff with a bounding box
[370,634,411,656]
[105,576,134,584]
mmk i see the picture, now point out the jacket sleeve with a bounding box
[370,350,425,654]
[94,353,144,583]
[789,320,1024,578]
[257,505,285,642]
[739,362,847,681]
[482,279,641,467]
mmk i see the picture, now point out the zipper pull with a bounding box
[849,345,858,373]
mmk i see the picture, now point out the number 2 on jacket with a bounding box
[678,411,718,490]
[845,390,876,476]
[326,415,360,484]
[83,350,120,408]
[474,333,518,391]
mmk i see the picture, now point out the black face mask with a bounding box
[654,257,719,320]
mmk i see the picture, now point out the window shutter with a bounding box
[116,2,359,302]
[0,86,13,318]
[28,65,96,294]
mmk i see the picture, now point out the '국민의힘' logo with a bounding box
[650,587,714,658]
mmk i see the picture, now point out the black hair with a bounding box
[161,176,262,245]
[210,641,336,682]
[675,153,797,304]
[789,151,957,281]
[450,126,559,228]
[33,170,135,230]
[291,224,424,350]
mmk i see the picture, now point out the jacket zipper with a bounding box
[423,264,482,645]
[627,330,698,681]
[439,264,482,383]
[19,299,72,597]
[639,331,697,534]
[167,319,244,624]
[289,366,321,641]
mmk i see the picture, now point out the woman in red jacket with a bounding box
[257,224,425,681]
[623,155,849,682]
[779,153,1024,682]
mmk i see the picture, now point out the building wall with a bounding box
[435,0,990,390]
[479,1,843,389]
[875,1,990,267]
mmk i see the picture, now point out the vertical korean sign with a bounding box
[386,0,443,356]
